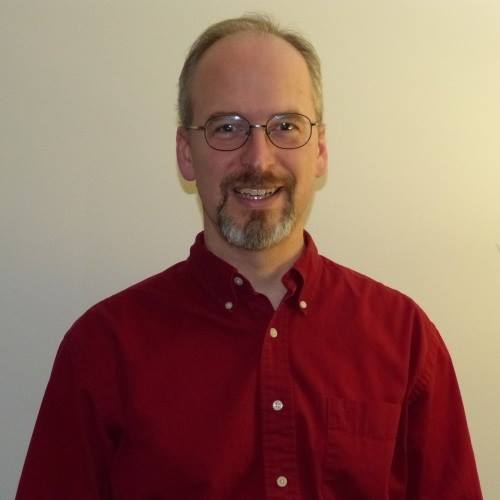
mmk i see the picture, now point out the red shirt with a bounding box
[16,232,482,499]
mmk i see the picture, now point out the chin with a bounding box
[218,211,296,251]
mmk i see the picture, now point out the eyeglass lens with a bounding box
[204,114,313,151]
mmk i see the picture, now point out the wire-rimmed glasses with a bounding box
[185,113,318,151]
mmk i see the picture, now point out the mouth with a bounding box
[233,186,283,201]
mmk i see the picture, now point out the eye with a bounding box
[208,116,247,137]
[213,122,236,134]
[269,116,303,135]
[278,121,296,131]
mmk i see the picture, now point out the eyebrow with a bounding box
[206,110,305,121]
[206,111,241,119]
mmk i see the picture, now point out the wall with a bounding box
[1,1,499,497]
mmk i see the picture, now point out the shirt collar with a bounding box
[185,231,323,311]
[282,231,322,313]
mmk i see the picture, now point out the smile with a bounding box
[233,187,282,200]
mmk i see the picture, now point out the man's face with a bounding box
[177,32,327,250]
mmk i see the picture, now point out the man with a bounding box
[16,14,482,500]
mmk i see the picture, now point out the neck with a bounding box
[203,222,305,309]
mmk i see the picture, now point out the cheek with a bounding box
[191,148,237,180]
[294,177,316,203]
[289,152,318,185]
[192,165,231,214]
[196,174,221,205]
[290,162,319,202]
[193,153,245,201]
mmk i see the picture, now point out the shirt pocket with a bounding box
[323,396,401,500]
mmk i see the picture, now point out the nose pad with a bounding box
[240,125,273,169]
[246,124,271,147]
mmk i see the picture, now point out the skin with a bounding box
[176,31,328,308]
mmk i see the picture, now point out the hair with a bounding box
[177,13,323,127]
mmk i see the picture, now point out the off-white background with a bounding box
[1,1,499,498]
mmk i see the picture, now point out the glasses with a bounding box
[186,113,318,151]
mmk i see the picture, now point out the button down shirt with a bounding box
[16,232,482,499]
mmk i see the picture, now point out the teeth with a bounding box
[238,188,275,196]
[235,187,278,200]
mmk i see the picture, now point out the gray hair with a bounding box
[177,14,323,127]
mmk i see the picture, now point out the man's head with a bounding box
[176,15,327,251]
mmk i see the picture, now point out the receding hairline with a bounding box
[189,31,316,112]
[177,14,323,127]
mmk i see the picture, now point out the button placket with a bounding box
[260,308,299,498]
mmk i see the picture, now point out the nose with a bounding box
[239,125,275,170]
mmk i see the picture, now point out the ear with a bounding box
[315,124,328,178]
[176,127,196,181]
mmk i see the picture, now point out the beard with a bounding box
[216,169,296,251]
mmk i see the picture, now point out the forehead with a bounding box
[189,32,315,121]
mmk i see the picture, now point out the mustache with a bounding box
[219,169,296,193]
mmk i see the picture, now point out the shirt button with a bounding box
[233,276,244,286]
[272,400,284,411]
[276,475,288,487]
[299,299,308,310]
[269,327,278,338]
[224,301,233,310]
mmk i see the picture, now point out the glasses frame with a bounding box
[185,113,318,151]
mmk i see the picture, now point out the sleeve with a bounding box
[405,314,483,500]
[15,320,118,500]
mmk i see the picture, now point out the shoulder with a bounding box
[317,254,445,351]
[318,254,416,311]
[316,256,450,396]
[65,259,191,344]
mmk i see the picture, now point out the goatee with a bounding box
[217,169,296,251]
